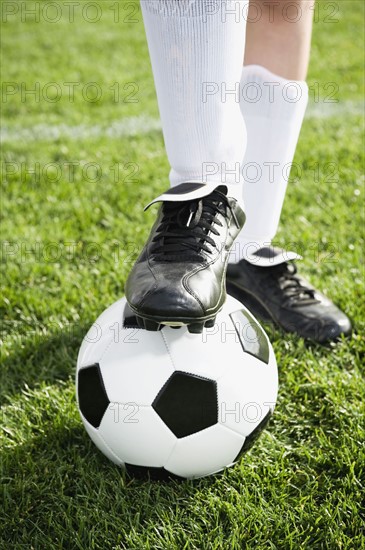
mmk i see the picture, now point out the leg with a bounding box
[226,0,351,342]
[140,0,248,194]
[232,0,314,258]
[126,1,248,332]
[245,0,314,80]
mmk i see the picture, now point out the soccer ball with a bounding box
[76,295,278,479]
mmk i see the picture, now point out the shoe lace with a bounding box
[151,187,239,262]
[275,262,319,306]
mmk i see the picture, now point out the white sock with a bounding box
[229,64,308,264]
[141,1,248,203]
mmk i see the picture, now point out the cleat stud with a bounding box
[136,316,145,329]
[188,322,204,334]
[204,318,216,328]
[144,319,161,331]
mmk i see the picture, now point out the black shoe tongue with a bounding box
[164,182,208,196]
[144,182,228,211]
[246,246,302,267]
[164,182,227,198]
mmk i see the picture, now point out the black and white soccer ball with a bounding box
[76,295,278,479]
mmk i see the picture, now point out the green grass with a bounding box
[1,1,364,548]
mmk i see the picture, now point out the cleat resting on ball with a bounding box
[125,182,246,332]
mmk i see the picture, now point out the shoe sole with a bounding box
[130,309,220,334]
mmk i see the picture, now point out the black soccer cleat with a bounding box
[226,247,352,344]
[125,182,246,333]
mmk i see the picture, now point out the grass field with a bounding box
[1,0,364,548]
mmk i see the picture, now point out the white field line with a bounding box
[1,101,363,144]
[0,115,162,144]
[306,100,364,119]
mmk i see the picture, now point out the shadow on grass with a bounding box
[1,322,90,403]
[2,320,360,547]
[2,420,215,547]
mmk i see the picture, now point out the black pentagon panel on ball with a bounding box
[233,410,272,462]
[152,371,218,438]
[229,309,270,364]
[78,363,110,428]
[125,463,186,482]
